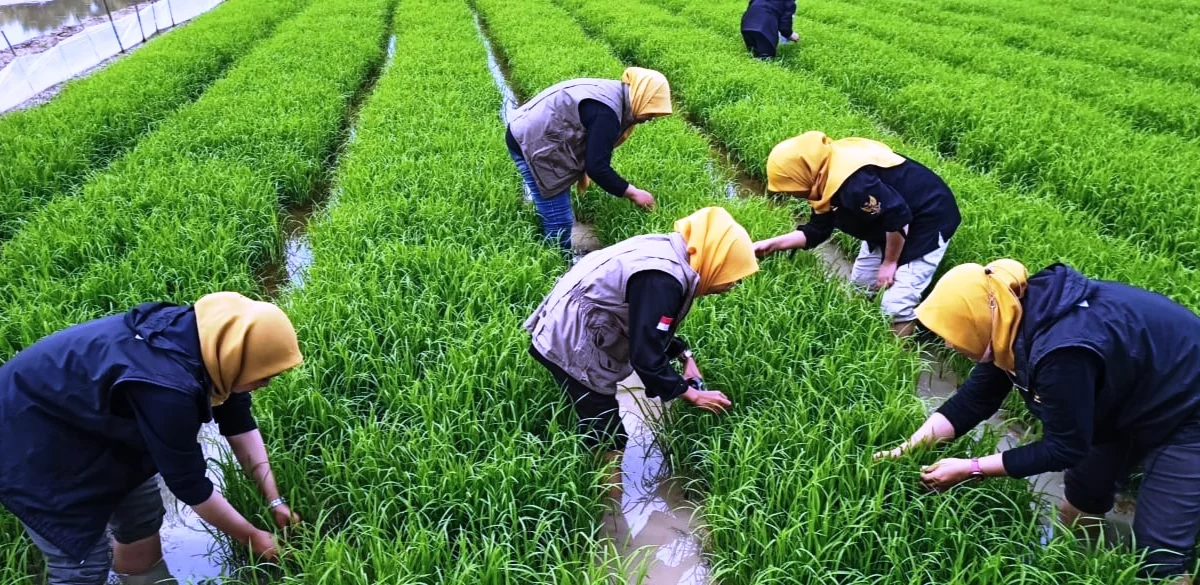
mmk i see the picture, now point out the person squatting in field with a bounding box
[740,0,799,59]
[753,131,961,337]
[878,259,1200,584]
[0,292,304,585]
[524,206,759,459]
[505,67,673,260]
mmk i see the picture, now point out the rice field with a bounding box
[1,0,1197,583]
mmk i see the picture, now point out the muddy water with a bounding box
[607,378,710,585]
[111,423,232,584]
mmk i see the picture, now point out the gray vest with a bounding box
[524,233,699,395]
[508,79,634,197]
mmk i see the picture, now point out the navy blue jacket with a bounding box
[741,0,796,39]
[799,158,961,266]
[935,265,1200,478]
[0,303,255,560]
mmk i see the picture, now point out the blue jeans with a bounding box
[508,145,574,253]
[22,476,165,585]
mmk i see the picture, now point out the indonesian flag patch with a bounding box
[657,316,674,331]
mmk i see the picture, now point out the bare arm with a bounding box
[883,229,905,267]
[227,429,301,528]
[874,412,956,459]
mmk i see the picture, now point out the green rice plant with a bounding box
[814,0,1200,89]
[917,0,1194,52]
[0,0,391,577]
[801,0,1200,141]
[660,0,1200,265]
[554,0,1200,319]
[475,0,1147,582]
[214,0,626,582]
[0,0,312,243]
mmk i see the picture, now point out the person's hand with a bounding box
[625,187,656,210]
[789,32,800,42]
[682,357,702,382]
[877,261,898,289]
[919,458,974,492]
[873,442,908,461]
[271,504,302,530]
[248,529,279,561]
[752,239,776,258]
[683,387,732,413]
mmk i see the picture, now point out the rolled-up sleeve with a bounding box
[123,383,213,506]
[797,208,836,249]
[1001,348,1101,478]
[212,391,257,437]
[935,362,1012,437]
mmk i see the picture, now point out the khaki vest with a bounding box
[508,79,634,197]
[524,233,699,395]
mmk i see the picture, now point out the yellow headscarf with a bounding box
[915,260,1029,374]
[195,292,304,406]
[577,68,673,196]
[765,131,905,214]
[673,207,760,296]
[622,66,672,119]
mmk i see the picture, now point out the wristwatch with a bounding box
[969,458,983,478]
[680,349,694,361]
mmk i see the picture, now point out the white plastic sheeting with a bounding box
[0,0,223,113]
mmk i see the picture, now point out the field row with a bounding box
[477,0,1145,581]
[0,0,312,243]
[804,0,1200,142]
[662,0,1200,265]
[0,0,392,579]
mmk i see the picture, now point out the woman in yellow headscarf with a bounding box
[524,207,758,457]
[506,67,673,261]
[877,260,1200,584]
[753,131,961,336]
[0,292,303,584]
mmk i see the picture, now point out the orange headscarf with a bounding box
[765,131,905,214]
[578,68,673,195]
[195,292,303,406]
[673,207,760,295]
[915,260,1029,373]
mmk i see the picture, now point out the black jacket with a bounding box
[0,303,255,560]
[936,265,1200,477]
[741,0,796,39]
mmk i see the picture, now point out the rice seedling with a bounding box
[213,0,624,581]
[555,0,1200,318]
[0,0,312,243]
[801,0,1200,141]
[0,0,391,576]
[470,0,1166,580]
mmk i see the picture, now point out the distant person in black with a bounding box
[741,0,799,59]
[878,259,1200,584]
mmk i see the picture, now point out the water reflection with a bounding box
[1,0,141,46]
[605,382,711,585]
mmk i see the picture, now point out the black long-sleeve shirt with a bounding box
[797,159,960,266]
[125,385,257,505]
[935,347,1102,478]
[626,270,691,401]
[505,100,630,196]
